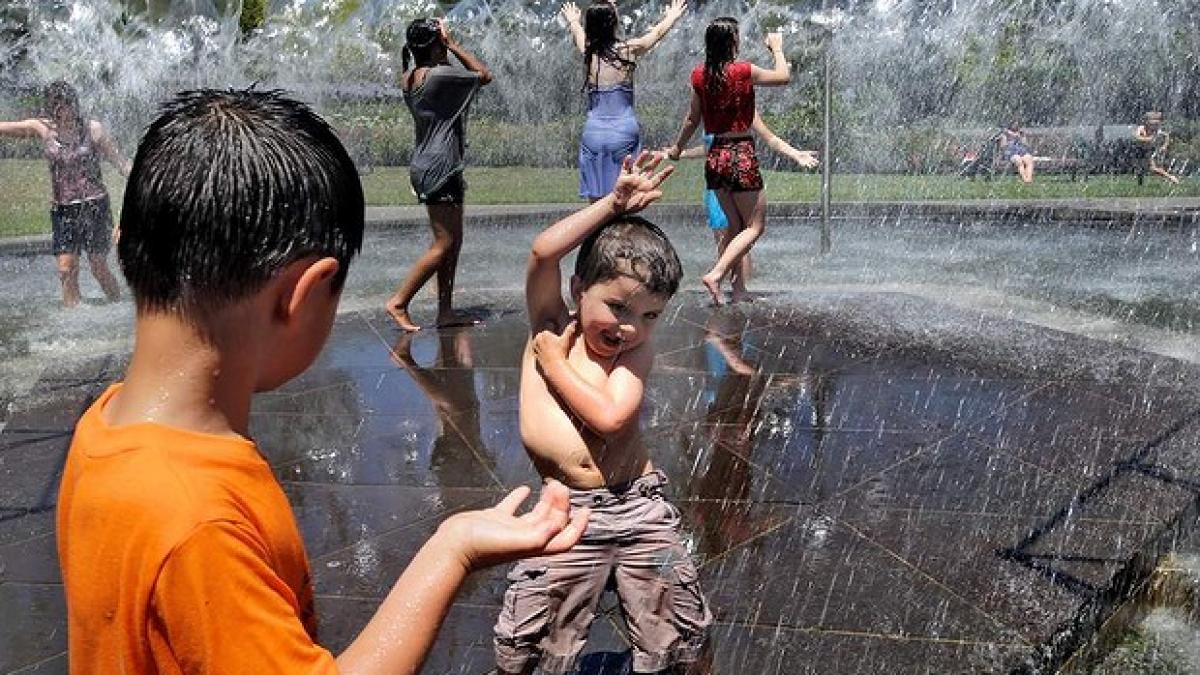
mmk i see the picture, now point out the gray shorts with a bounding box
[494,471,711,674]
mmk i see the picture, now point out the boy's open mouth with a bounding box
[600,332,624,349]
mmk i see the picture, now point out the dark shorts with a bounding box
[494,471,711,674]
[51,196,113,256]
[705,137,764,192]
[415,172,466,206]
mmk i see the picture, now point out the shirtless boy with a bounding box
[493,152,712,674]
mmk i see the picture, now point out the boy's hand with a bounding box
[441,480,589,571]
[611,151,674,214]
[532,320,576,368]
[765,32,784,53]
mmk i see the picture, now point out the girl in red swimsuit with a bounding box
[667,18,791,305]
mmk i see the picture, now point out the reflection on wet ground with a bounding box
[3,290,1200,674]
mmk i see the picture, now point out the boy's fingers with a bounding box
[649,164,676,189]
[543,508,590,553]
[621,154,635,173]
[495,485,532,515]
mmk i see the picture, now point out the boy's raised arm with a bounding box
[527,152,673,331]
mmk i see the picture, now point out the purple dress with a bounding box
[578,84,640,199]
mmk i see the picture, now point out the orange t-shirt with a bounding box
[57,384,338,674]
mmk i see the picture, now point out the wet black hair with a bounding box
[574,216,682,298]
[582,2,634,89]
[704,17,739,93]
[44,80,87,141]
[403,18,444,74]
[118,88,364,314]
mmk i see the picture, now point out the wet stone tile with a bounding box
[837,438,1097,518]
[0,583,65,673]
[0,436,68,513]
[706,622,1031,675]
[0,510,56,549]
[0,532,59,585]
[964,382,1195,480]
[3,385,100,433]
[700,507,1022,645]
[309,488,498,602]
[283,483,499,560]
[262,411,500,488]
[829,504,1082,644]
[7,651,66,675]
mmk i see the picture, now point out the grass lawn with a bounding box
[2,158,1197,238]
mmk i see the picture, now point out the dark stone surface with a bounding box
[2,291,1199,674]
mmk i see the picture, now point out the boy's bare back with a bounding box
[518,154,676,489]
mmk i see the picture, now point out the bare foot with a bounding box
[701,273,723,307]
[436,310,482,329]
[387,304,421,332]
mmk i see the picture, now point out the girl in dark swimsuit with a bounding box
[0,81,130,307]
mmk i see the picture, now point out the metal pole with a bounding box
[820,33,833,255]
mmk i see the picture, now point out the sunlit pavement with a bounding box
[3,287,1199,674]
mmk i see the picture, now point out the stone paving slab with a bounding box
[2,292,1199,674]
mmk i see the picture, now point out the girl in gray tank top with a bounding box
[385,19,493,333]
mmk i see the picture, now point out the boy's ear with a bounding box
[569,274,583,303]
[276,256,341,322]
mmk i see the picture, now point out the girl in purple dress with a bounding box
[561,0,686,200]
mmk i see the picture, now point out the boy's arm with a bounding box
[625,0,686,56]
[751,112,818,168]
[527,153,673,331]
[533,322,652,436]
[337,482,587,675]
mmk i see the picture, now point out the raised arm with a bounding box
[527,152,673,331]
[750,32,790,86]
[89,121,132,177]
[625,0,687,56]
[751,111,818,168]
[0,119,49,140]
[441,20,493,85]
[666,89,703,159]
[560,2,586,54]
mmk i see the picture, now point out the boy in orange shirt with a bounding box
[56,88,589,675]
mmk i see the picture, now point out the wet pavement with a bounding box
[2,290,1200,674]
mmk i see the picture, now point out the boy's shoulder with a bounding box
[62,385,281,534]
